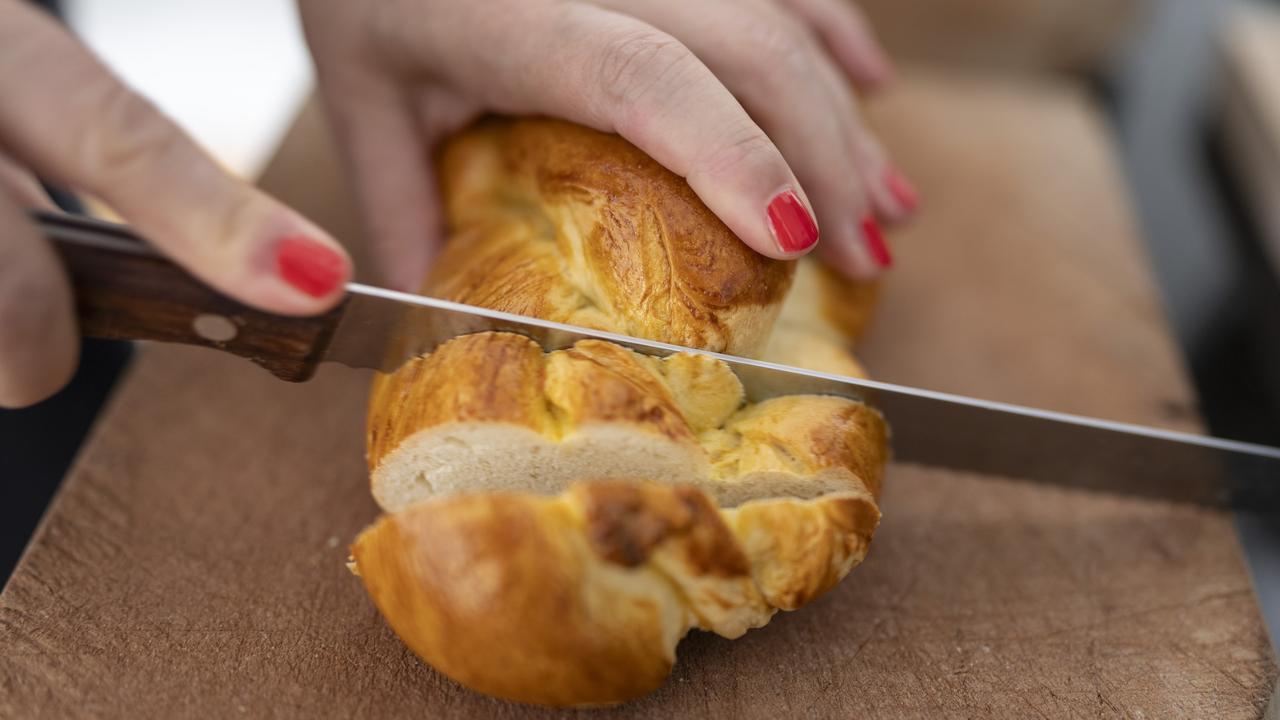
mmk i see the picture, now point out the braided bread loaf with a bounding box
[352,118,888,707]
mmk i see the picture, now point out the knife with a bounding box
[38,210,1280,510]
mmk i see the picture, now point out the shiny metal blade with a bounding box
[327,284,1280,509]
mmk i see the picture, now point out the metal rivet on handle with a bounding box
[193,313,237,343]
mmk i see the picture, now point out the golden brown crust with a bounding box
[816,261,882,344]
[352,489,684,707]
[367,332,551,471]
[582,483,749,576]
[714,395,890,498]
[727,493,880,610]
[546,342,701,444]
[352,481,879,707]
[429,118,795,356]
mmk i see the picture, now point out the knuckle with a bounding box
[594,28,693,128]
[80,80,185,183]
[696,127,779,181]
[727,15,811,88]
[210,188,264,256]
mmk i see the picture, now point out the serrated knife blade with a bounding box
[328,284,1280,510]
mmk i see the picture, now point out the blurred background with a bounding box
[67,0,313,177]
[2,0,1279,644]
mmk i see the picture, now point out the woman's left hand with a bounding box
[298,0,915,290]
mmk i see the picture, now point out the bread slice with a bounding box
[353,481,879,707]
[355,332,886,707]
[367,333,886,511]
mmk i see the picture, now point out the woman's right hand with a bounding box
[0,1,352,408]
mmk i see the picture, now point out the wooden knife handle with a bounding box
[38,211,346,382]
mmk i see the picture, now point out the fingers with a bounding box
[797,17,918,224]
[763,0,919,278]
[0,188,78,408]
[598,0,904,279]
[399,1,820,260]
[0,1,351,316]
[773,0,893,91]
[564,5,821,260]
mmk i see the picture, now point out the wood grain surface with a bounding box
[3,71,1276,719]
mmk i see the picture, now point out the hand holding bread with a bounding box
[299,0,916,291]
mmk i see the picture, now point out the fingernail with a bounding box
[275,236,348,297]
[884,167,919,213]
[766,189,820,253]
[861,215,892,268]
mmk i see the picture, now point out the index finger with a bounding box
[0,1,352,315]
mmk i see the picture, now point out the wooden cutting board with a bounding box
[2,70,1275,719]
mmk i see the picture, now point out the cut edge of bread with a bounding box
[370,419,881,513]
[367,332,887,514]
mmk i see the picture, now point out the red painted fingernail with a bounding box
[861,215,893,268]
[275,236,347,297]
[766,190,820,253]
[885,167,919,213]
